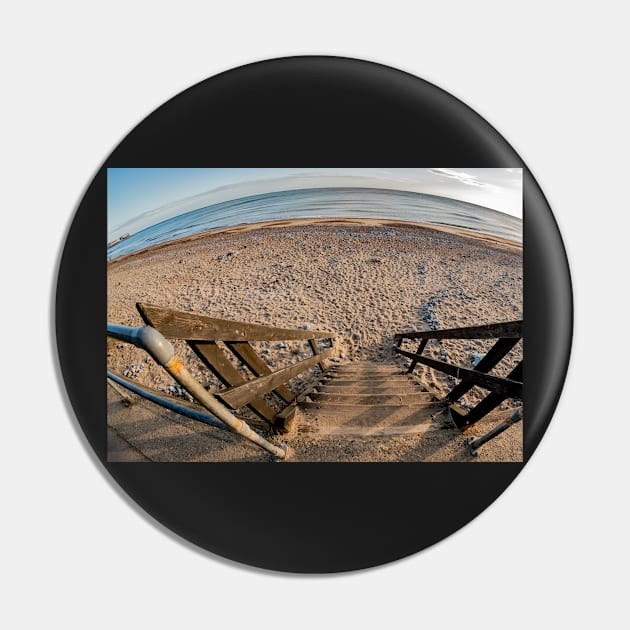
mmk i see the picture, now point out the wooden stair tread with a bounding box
[298,361,447,437]
[309,392,434,405]
[322,377,414,386]
[302,402,445,416]
[317,381,425,394]
[329,367,407,375]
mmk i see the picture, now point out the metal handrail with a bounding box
[107,323,286,459]
[107,371,228,430]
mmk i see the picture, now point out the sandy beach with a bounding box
[107,218,523,462]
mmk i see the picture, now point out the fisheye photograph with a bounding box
[107,168,523,462]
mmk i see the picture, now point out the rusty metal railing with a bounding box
[107,323,287,459]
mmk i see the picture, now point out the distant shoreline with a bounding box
[108,217,522,265]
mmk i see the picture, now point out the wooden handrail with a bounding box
[136,304,336,433]
[395,320,523,445]
[137,303,335,341]
[396,349,522,398]
[106,324,287,459]
[394,320,522,342]
[217,348,334,409]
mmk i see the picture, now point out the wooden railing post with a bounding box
[406,338,428,374]
[445,337,519,402]
[308,338,329,374]
[134,303,337,433]
[394,320,523,448]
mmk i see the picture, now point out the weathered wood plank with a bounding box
[217,348,334,409]
[406,338,428,374]
[190,341,237,388]
[446,337,520,401]
[277,377,327,419]
[190,341,277,423]
[449,362,522,427]
[276,383,319,421]
[137,303,335,342]
[225,341,295,404]
[450,394,505,428]
[308,338,329,374]
[273,381,323,434]
[395,348,522,398]
[394,320,522,341]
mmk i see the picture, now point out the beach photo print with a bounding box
[107,168,523,462]
[54,57,572,572]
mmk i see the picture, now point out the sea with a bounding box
[107,187,522,260]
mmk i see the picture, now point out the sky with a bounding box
[107,168,522,240]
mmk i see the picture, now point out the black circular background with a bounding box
[56,56,572,573]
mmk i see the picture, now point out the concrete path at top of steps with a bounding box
[106,388,262,462]
[299,360,447,437]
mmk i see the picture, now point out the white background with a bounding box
[2,2,628,628]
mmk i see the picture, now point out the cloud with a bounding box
[428,168,487,187]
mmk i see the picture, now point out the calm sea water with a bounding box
[108,187,522,259]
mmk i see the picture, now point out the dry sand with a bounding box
[107,218,523,462]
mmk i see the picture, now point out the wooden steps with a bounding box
[309,392,434,405]
[299,361,447,436]
[320,378,412,386]
[317,383,424,394]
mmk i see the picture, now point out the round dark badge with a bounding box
[56,56,572,572]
